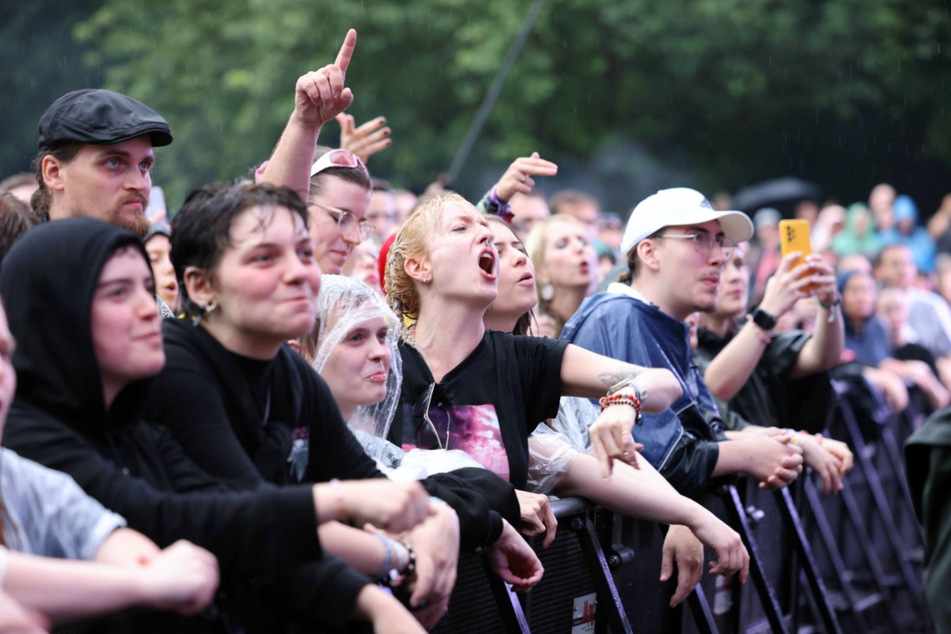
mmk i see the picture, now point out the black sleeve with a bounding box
[147,365,267,491]
[285,555,373,631]
[422,467,518,549]
[765,330,812,379]
[514,335,570,430]
[3,414,321,577]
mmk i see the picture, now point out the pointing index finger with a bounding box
[335,28,357,73]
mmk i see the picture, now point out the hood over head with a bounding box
[0,217,152,433]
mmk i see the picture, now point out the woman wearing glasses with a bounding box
[305,146,375,274]
[146,182,542,630]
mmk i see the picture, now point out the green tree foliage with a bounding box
[7,0,948,210]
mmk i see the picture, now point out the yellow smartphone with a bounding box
[778,219,815,291]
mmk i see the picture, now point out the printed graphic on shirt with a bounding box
[287,426,310,482]
[402,402,510,482]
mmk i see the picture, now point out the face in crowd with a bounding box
[46,137,155,237]
[876,245,916,290]
[144,232,179,310]
[713,242,750,319]
[533,219,595,298]
[639,220,731,319]
[321,308,392,416]
[93,246,165,403]
[200,207,321,352]
[488,219,538,322]
[307,170,372,275]
[841,271,877,323]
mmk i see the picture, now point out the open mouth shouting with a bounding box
[478,248,497,280]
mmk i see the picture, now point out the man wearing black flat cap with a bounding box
[31,89,172,238]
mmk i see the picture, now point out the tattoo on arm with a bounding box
[597,368,643,389]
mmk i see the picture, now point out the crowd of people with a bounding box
[0,27,946,633]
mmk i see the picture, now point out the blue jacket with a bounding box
[560,291,721,472]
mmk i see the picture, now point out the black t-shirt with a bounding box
[392,330,568,489]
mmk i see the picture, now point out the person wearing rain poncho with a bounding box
[303,203,750,607]
[145,182,543,629]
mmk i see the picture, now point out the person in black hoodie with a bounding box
[0,216,433,633]
[146,183,543,629]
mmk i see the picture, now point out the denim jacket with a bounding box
[560,285,721,472]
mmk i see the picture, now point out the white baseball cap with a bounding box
[620,188,754,255]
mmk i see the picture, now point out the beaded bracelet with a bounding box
[599,389,643,425]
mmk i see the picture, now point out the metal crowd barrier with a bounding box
[435,385,931,633]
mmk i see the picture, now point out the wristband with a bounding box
[373,533,395,580]
[386,541,417,588]
[479,186,514,223]
[818,294,841,323]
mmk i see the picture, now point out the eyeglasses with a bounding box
[309,148,369,178]
[413,382,451,450]
[309,201,374,241]
[654,233,736,260]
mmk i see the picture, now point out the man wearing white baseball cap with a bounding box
[561,188,804,497]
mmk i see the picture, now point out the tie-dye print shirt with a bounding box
[394,330,568,489]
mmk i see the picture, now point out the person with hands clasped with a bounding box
[0,211,433,633]
[695,243,852,495]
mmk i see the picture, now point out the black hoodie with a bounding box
[0,218,356,631]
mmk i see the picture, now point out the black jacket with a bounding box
[149,317,518,550]
[0,218,355,632]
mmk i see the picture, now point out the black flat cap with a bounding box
[37,89,173,152]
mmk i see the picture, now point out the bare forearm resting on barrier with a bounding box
[560,344,682,412]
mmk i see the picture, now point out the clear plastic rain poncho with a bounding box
[312,275,483,482]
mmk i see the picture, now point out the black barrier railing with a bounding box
[434,385,929,633]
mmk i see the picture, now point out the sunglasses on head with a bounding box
[309,148,369,179]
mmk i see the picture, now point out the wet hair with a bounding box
[171,182,309,318]
[385,193,468,321]
[30,143,82,220]
[308,146,372,201]
[0,193,38,273]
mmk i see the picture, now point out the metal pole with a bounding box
[447,0,548,181]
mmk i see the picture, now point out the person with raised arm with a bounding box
[0,216,431,633]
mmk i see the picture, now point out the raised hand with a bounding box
[759,251,813,319]
[338,114,392,162]
[293,29,357,130]
[494,152,558,202]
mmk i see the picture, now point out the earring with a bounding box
[422,276,432,284]
[205,300,218,313]
[540,283,554,302]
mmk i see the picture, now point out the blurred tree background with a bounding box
[2,0,949,215]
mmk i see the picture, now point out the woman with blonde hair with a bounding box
[523,214,597,337]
